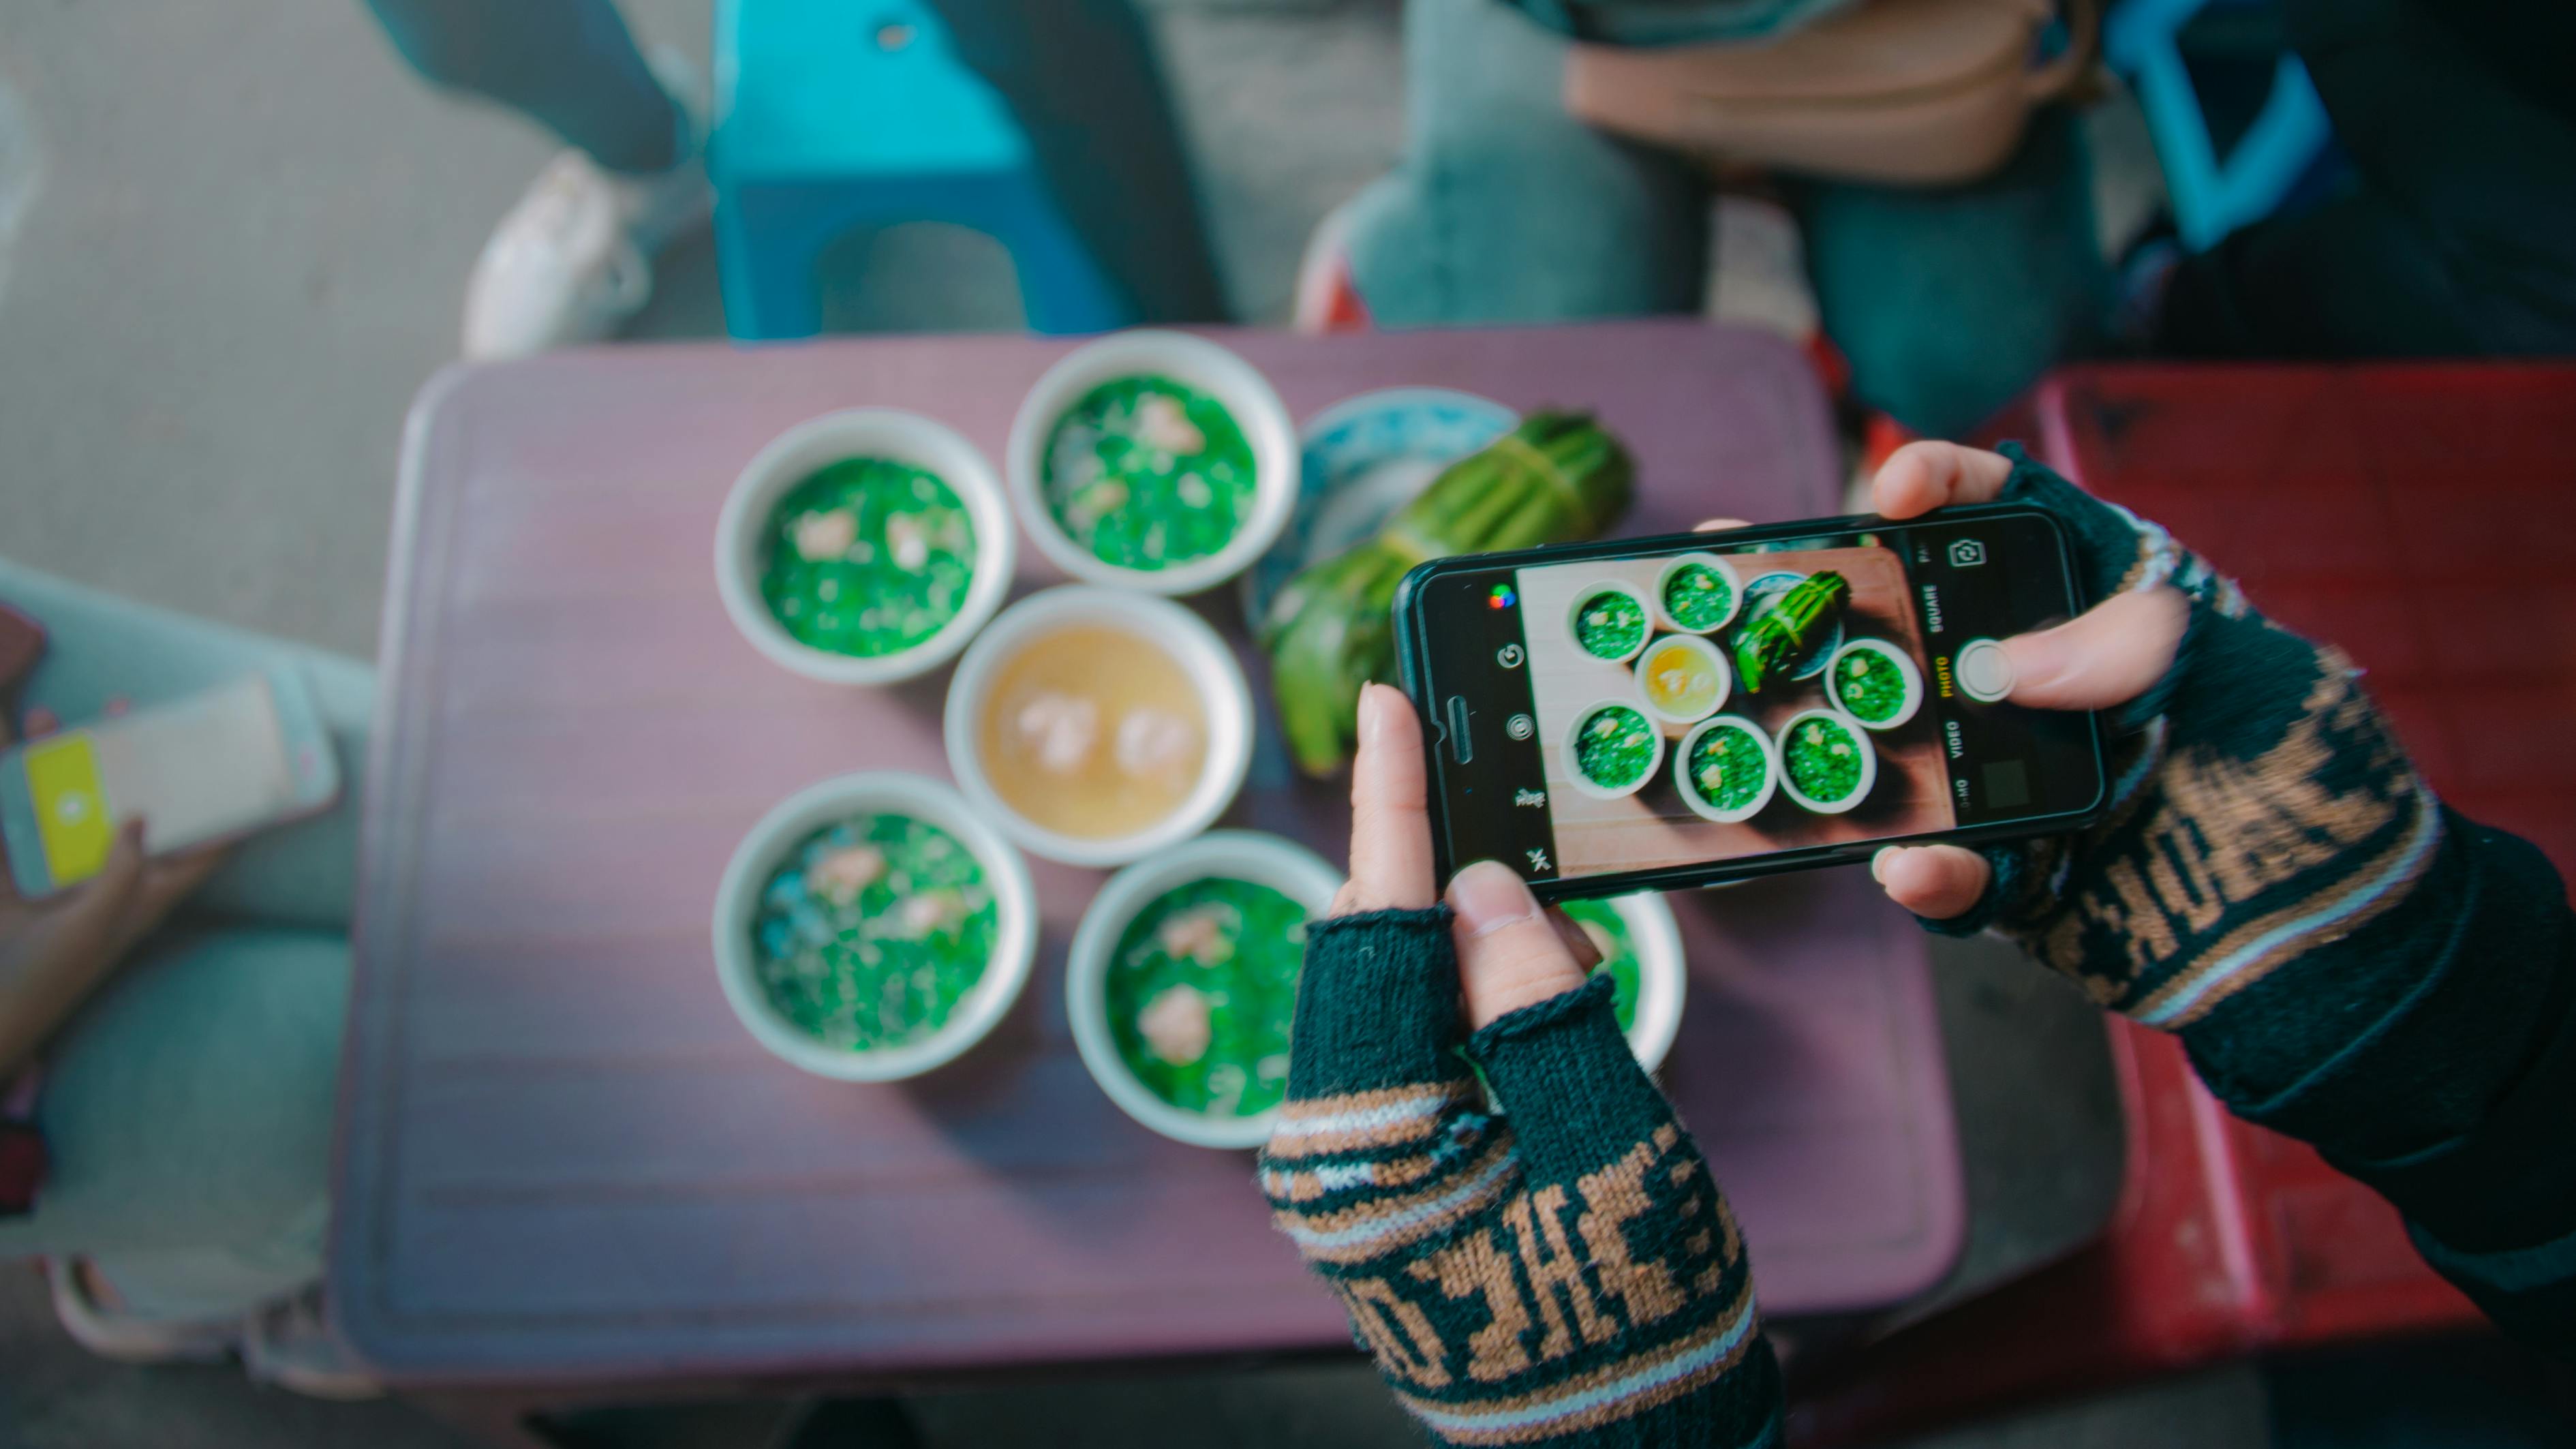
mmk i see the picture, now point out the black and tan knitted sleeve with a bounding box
[1930,445,2576,1356]
[1259,907,1782,1446]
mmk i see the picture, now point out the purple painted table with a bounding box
[334,322,1962,1386]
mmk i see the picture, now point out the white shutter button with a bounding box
[1957,639,2015,703]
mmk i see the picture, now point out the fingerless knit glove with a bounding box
[1260,909,1781,1447]
[1928,446,2447,1038]
[1931,447,2576,1355]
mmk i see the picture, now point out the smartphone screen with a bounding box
[10,675,301,889]
[1396,507,2106,898]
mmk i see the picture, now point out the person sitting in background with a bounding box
[1303,0,2109,440]
[0,562,376,1399]
[1266,441,2571,1442]
[363,0,1227,359]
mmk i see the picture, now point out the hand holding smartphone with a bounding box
[0,668,340,898]
[1392,504,2109,899]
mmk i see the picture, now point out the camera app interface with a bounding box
[1420,514,2098,887]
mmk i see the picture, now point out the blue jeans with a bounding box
[367,0,1228,322]
[0,563,373,1321]
[367,0,684,174]
[1347,0,2109,438]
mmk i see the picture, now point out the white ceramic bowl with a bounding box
[1563,579,1656,665]
[1578,892,1687,1075]
[1672,714,1779,824]
[1006,330,1298,596]
[1653,552,1743,635]
[711,772,1037,1082]
[1563,697,1664,801]
[1066,831,1344,1148]
[1634,632,1731,730]
[714,409,1016,686]
[1826,637,1925,731]
[1774,708,1879,815]
[943,585,1255,867]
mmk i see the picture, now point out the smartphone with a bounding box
[0,668,341,898]
[1392,504,2108,900]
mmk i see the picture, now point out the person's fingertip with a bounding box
[1877,845,1990,921]
[1450,859,1539,938]
[1871,846,1899,883]
[2002,588,2186,711]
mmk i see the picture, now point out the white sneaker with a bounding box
[241,1287,381,1401]
[460,54,714,361]
[46,1256,238,1364]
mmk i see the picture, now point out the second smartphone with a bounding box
[1392,504,2108,900]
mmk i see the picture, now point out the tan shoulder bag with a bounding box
[1562,0,2100,187]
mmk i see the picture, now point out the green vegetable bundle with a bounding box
[1259,412,1634,776]
[1734,570,1848,692]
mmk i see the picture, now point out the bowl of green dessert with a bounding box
[1007,330,1298,596]
[1564,698,1664,800]
[1826,637,1924,731]
[1065,831,1343,1148]
[711,772,1037,1082]
[1774,708,1878,815]
[1565,580,1654,665]
[1673,714,1777,823]
[1653,552,1743,635]
[716,409,1015,686]
[1558,893,1685,1073]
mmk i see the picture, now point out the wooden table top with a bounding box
[332,322,1964,1385]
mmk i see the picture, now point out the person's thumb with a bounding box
[1995,586,2188,712]
[1446,861,1589,1030]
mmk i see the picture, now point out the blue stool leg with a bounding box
[987,182,1137,335]
[716,187,825,341]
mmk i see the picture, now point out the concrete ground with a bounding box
[0,1,2267,1445]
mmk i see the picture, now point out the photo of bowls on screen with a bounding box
[1517,540,1952,879]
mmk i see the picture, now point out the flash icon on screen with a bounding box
[1525,847,1553,874]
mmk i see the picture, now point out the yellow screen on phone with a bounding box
[16,676,298,889]
[26,733,113,886]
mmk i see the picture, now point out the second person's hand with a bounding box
[1862,441,2186,919]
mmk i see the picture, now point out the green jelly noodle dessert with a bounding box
[1105,877,1310,1117]
[1685,721,1768,815]
[1785,716,1866,803]
[1575,703,1656,790]
[1662,564,1734,631]
[1560,899,1641,1033]
[762,458,976,658]
[1042,375,1255,570]
[751,814,996,1051]
[1574,589,1648,659]
[1835,645,1909,724]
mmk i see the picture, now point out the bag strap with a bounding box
[2022,0,2100,101]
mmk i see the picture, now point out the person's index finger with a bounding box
[1871,442,2014,520]
[1342,683,1437,913]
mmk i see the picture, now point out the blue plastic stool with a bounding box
[2104,0,2334,252]
[711,0,1136,339]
